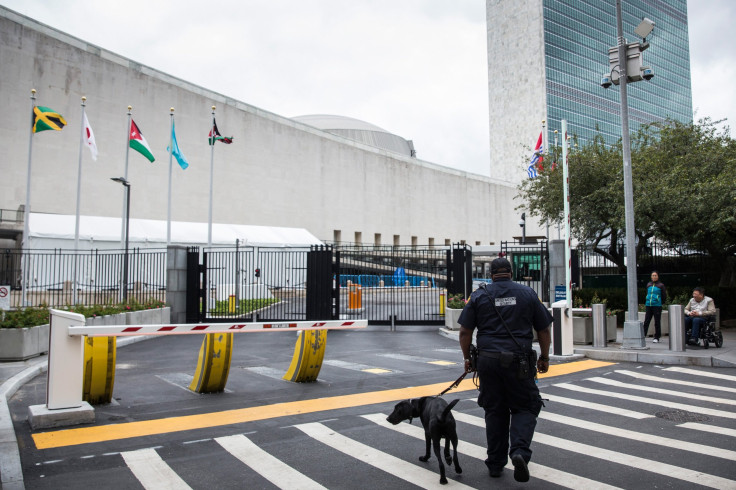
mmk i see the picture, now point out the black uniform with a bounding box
[458,277,552,474]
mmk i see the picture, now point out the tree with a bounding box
[517,119,736,284]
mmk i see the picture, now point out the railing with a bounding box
[1,248,167,308]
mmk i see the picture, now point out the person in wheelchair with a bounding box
[684,287,716,346]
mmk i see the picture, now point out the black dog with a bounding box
[386,396,462,484]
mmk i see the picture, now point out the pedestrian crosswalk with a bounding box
[54,365,736,488]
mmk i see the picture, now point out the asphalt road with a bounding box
[8,326,736,489]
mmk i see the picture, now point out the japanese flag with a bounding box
[83,112,98,161]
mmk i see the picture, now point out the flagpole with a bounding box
[21,88,36,307]
[122,106,132,251]
[562,119,571,312]
[208,106,216,248]
[73,96,87,305]
[167,108,174,245]
[542,119,549,240]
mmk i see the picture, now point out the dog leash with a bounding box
[438,371,468,396]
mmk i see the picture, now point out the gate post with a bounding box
[306,245,334,320]
[167,245,190,324]
[185,247,203,323]
[447,243,472,298]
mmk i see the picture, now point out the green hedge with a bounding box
[0,299,167,329]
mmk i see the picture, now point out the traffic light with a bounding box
[255,268,261,278]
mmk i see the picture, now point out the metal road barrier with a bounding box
[46,309,367,410]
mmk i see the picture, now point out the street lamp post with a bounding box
[111,177,130,303]
[519,213,526,244]
[601,1,655,349]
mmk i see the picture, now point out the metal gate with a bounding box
[186,244,338,323]
[336,244,469,326]
[501,240,550,303]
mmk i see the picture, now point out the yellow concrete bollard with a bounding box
[283,330,327,382]
[83,336,117,405]
[439,291,446,316]
[228,294,236,313]
[189,332,233,393]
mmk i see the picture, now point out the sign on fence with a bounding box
[0,285,10,310]
[554,285,566,302]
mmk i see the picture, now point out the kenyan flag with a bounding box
[129,119,155,162]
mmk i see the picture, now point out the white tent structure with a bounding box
[27,213,323,250]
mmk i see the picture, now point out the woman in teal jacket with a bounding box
[643,271,667,342]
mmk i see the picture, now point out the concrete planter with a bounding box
[445,308,463,330]
[573,316,593,344]
[606,315,617,342]
[0,323,50,361]
[0,307,170,361]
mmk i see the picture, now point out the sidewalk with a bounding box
[439,327,736,368]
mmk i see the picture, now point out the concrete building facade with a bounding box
[487,0,692,182]
[0,6,538,250]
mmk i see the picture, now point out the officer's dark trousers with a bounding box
[477,355,543,472]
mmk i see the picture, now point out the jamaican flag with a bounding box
[32,106,67,133]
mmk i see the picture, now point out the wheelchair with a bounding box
[686,316,724,349]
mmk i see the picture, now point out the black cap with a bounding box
[491,258,512,275]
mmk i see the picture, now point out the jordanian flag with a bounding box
[32,106,66,133]
[129,119,155,162]
[208,119,233,145]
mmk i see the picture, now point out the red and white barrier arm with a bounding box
[67,319,368,337]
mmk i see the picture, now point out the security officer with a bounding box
[458,257,552,483]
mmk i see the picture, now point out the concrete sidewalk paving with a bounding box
[439,326,736,368]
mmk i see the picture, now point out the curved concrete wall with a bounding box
[0,6,542,247]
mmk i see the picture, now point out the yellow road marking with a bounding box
[428,360,457,366]
[32,359,613,450]
[362,368,392,374]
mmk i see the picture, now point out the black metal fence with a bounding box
[500,241,550,303]
[0,248,167,308]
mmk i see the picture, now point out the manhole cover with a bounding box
[655,410,710,422]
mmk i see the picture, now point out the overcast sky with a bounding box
[2,0,733,176]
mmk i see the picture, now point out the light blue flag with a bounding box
[167,121,189,170]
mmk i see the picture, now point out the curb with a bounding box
[0,357,47,490]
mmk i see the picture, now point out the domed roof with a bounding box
[292,114,415,157]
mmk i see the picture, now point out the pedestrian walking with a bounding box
[643,271,667,342]
[458,258,552,483]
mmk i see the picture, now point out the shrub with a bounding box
[0,299,167,329]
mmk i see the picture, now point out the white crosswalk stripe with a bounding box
[120,448,192,490]
[294,421,475,489]
[361,413,624,490]
[615,369,736,394]
[453,412,735,489]
[554,382,736,419]
[665,366,736,382]
[542,393,654,419]
[538,411,736,461]
[677,423,736,437]
[215,434,326,489]
[586,376,736,405]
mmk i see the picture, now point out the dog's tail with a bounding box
[441,398,460,421]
